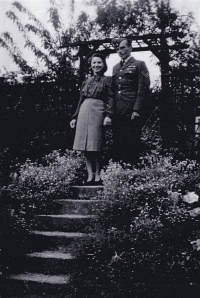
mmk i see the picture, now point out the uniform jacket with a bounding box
[113,56,150,120]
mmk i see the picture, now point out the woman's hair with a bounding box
[90,53,107,74]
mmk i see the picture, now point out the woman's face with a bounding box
[91,57,104,75]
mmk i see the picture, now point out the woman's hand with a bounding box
[131,111,140,120]
[70,119,76,128]
[103,116,112,126]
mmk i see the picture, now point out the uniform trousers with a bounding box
[113,116,143,164]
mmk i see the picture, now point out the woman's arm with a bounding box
[71,79,87,119]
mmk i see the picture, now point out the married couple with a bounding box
[70,38,150,186]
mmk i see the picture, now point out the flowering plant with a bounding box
[8,150,86,212]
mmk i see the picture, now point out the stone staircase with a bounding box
[3,185,104,298]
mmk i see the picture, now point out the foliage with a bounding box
[8,150,86,212]
[0,77,80,173]
[85,0,196,60]
[70,153,200,297]
[1,191,32,275]
[0,0,77,82]
[101,153,200,202]
[0,2,81,175]
[93,0,191,37]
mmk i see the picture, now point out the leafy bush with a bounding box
[8,149,86,212]
[70,153,200,298]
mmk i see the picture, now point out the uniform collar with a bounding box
[121,56,135,69]
[113,56,135,75]
[123,55,132,64]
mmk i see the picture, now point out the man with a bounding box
[112,38,150,164]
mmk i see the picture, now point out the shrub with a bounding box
[70,153,200,298]
[8,149,86,213]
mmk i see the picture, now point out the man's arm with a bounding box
[133,61,150,116]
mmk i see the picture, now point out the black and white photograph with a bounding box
[0,0,200,297]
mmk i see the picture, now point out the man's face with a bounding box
[116,40,132,60]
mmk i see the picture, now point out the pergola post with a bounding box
[159,39,175,149]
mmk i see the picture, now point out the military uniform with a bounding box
[113,56,150,164]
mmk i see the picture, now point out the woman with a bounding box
[70,53,113,186]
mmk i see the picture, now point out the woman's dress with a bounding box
[72,75,113,152]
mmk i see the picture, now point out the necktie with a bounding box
[120,59,125,68]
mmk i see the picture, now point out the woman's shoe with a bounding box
[94,179,103,186]
[82,180,94,186]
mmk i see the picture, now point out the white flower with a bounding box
[183,192,199,204]
[189,207,200,217]
[191,239,200,251]
[111,251,121,263]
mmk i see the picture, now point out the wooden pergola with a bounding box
[61,32,186,79]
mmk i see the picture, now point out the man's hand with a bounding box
[70,119,76,128]
[131,111,140,120]
[103,116,112,126]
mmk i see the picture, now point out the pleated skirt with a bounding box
[73,98,105,152]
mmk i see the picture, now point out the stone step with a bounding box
[9,272,70,284]
[69,185,104,199]
[5,272,70,297]
[25,250,74,275]
[56,199,107,215]
[35,214,97,232]
[2,186,104,298]
[27,250,74,260]
[32,230,87,237]
[30,231,88,251]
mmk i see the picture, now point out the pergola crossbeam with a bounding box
[60,32,184,48]
[78,43,187,56]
